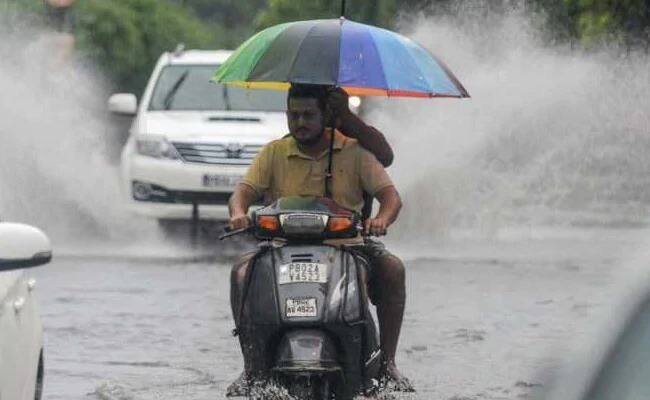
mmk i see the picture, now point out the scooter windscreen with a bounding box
[251,196,361,240]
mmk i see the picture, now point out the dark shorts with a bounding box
[352,238,395,304]
[354,237,392,266]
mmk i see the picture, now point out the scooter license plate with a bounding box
[285,298,317,318]
[278,262,328,284]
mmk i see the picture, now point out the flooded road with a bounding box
[3,6,648,399]
[34,228,650,400]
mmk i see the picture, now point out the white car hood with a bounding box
[134,110,287,144]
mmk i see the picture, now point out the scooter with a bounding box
[222,196,382,399]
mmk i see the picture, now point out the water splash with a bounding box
[368,7,650,240]
[0,22,160,248]
[3,9,649,250]
[247,379,296,400]
[91,382,135,400]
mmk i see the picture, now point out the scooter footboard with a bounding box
[273,329,341,373]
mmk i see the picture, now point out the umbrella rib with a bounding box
[286,23,321,83]
[366,27,391,95]
[360,25,400,96]
[383,29,438,97]
[430,53,470,98]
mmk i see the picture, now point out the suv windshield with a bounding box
[149,64,286,112]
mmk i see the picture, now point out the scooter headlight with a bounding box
[279,213,328,236]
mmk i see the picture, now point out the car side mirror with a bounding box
[0,223,52,271]
[108,93,138,116]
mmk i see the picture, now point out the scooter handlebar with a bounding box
[220,223,384,240]
[219,226,252,240]
[359,223,388,237]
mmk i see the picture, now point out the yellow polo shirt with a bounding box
[242,131,394,213]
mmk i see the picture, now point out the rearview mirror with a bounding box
[108,93,138,116]
[0,223,52,271]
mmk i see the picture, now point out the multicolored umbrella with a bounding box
[213,18,469,99]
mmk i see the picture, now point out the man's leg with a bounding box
[364,241,414,391]
[374,254,406,366]
[227,251,256,397]
[230,252,255,328]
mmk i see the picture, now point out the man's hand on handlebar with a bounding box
[229,214,252,231]
[364,217,389,236]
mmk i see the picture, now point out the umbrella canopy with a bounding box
[213,18,469,98]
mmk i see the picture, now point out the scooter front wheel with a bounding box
[283,374,334,400]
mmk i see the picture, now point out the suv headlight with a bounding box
[135,136,180,160]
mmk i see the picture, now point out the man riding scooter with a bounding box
[227,84,414,394]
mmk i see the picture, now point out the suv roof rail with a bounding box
[173,43,185,57]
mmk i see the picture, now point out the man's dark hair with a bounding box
[287,83,331,112]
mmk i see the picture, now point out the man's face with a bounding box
[287,97,325,146]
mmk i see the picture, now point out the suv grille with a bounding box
[172,142,262,165]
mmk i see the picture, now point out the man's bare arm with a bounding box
[328,89,394,167]
[365,186,402,236]
[228,183,260,230]
[340,112,394,167]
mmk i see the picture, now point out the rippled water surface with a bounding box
[34,228,650,400]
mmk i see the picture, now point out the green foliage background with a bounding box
[74,0,217,93]
[255,0,397,29]
[529,0,650,48]
[5,0,649,94]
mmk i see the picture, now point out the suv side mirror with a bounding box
[0,223,52,271]
[108,93,138,116]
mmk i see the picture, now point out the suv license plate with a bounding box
[286,298,317,318]
[202,174,241,188]
[279,263,328,284]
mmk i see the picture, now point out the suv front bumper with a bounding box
[123,155,249,221]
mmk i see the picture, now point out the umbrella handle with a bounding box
[324,104,336,199]
[341,0,346,18]
[325,85,347,129]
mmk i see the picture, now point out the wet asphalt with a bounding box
[34,229,646,400]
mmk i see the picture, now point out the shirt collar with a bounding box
[287,129,345,159]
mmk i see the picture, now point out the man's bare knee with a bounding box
[377,255,405,282]
[231,252,256,286]
[230,251,257,326]
[375,254,406,303]
[231,263,249,286]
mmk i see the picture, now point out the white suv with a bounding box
[109,49,287,223]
